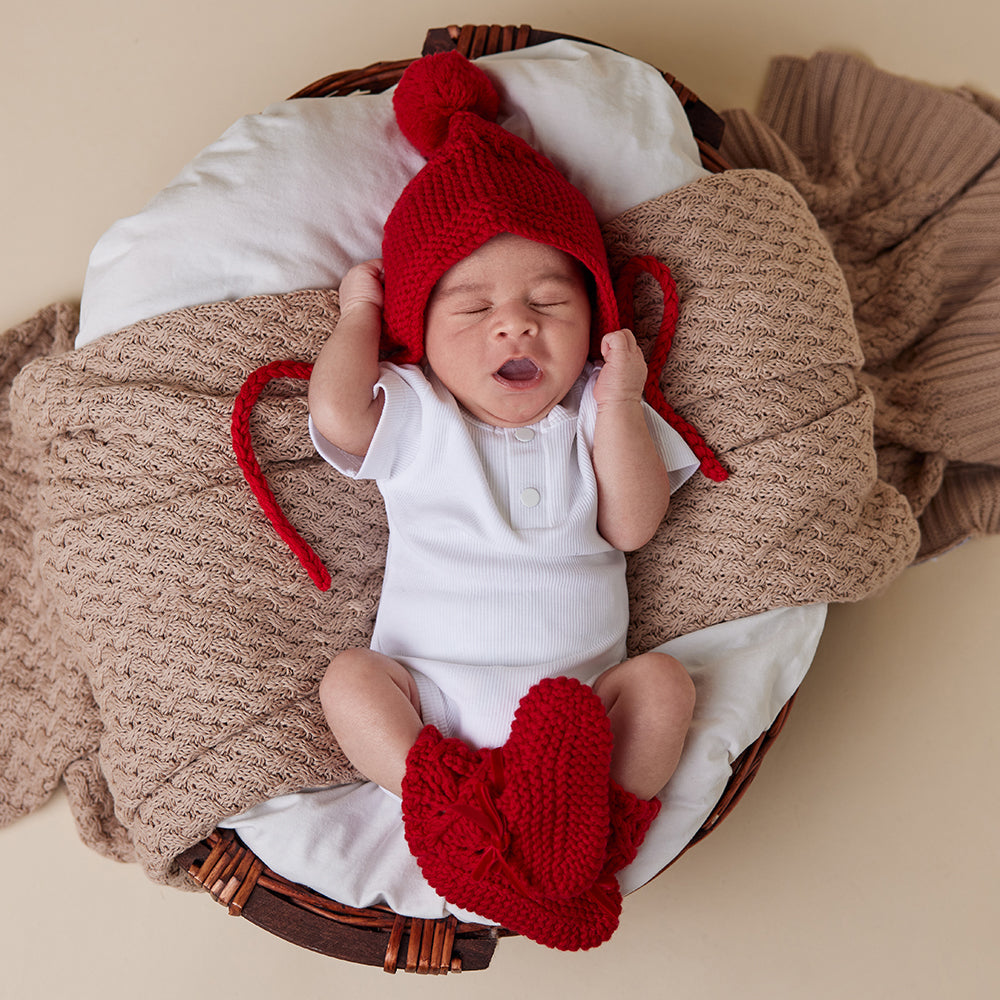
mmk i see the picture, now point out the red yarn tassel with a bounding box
[615,256,728,482]
[231,359,332,591]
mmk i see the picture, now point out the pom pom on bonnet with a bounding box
[380,50,619,364]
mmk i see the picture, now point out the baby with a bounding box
[306,51,699,949]
[311,238,697,802]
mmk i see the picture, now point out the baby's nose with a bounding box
[493,302,538,338]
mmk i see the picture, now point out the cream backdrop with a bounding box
[3,2,998,998]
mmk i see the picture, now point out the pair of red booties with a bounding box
[401,676,660,950]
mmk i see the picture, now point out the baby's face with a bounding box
[424,234,592,428]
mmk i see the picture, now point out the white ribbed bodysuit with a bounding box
[310,361,698,749]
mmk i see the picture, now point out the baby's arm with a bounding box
[308,259,387,458]
[592,330,671,551]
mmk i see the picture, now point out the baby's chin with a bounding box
[428,359,584,428]
[456,391,567,429]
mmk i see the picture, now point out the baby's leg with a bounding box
[319,648,423,798]
[592,652,696,801]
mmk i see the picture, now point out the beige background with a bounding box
[3,1,998,997]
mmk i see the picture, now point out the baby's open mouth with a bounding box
[495,358,540,382]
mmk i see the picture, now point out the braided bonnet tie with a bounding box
[230,358,331,591]
[231,256,727,589]
[614,256,728,483]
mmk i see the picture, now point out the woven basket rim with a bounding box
[287,23,729,173]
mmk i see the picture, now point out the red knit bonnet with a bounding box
[381,50,619,364]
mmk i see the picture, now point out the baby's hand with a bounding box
[339,259,385,314]
[594,329,648,408]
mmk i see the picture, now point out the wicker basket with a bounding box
[178,24,790,975]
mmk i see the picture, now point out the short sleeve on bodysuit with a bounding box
[575,366,700,495]
[643,404,700,494]
[309,365,424,480]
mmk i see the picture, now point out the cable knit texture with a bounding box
[2,53,998,891]
[719,52,1000,559]
[402,677,617,949]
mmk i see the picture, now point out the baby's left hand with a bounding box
[594,329,648,408]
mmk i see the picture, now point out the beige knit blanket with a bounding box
[2,52,998,887]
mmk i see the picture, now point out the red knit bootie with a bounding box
[602,780,662,878]
[581,780,662,926]
[402,677,617,949]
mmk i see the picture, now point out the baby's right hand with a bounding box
[339,259,385,314]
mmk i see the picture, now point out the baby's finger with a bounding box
[340,261,386,309]
[601,329,630,359]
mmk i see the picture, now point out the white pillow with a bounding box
[77,40,707,347]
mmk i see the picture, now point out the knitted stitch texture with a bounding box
[719,52,1000,558]
[381,51,619,364]
[0,304,127,857]
[3,53,998,886]
[402,677,617,949]
[602,781,662,878]
[602,168,920,655]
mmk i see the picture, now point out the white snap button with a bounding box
[514,427,535,442]
[520,487,541,508]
